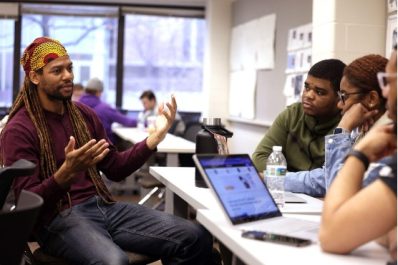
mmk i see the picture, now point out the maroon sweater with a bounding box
[0,102,154,227]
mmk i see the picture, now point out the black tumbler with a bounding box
[195,118,233,188]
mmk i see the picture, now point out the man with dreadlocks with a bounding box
[0,37,215,265]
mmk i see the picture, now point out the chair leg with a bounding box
[23,244,37,265]
[138,187,166,211]
[138,187,161,205]
[152,190,165,210]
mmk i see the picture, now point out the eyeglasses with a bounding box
[337,91,366,104]
[377,72,397,91]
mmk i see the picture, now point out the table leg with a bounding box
[220,243,246,265]
[165,188,188,218]
[166,153,179,167]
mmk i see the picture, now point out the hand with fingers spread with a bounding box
[146,95,177,149]
[54,136,110,188]
[338,103,379,132]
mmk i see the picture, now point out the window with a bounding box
[122,14,206,111]
[21,4,118,106]
[1,4,206,110]
[0,19,15,107]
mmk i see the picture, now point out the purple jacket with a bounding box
[79,94,136,143]
[0,102,154,228]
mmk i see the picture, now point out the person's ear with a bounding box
[366,90,380,110]
[29,71,40,86]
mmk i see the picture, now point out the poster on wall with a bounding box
[387,0,397,13]
[386,14,397,57]
[283,73,306,106]
[228,70,256,119]
[285,23,312,106]
[229,13,276,119]
[230,13,276,71]
[287,23,312,51]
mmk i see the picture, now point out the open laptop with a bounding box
[193,154,319,241]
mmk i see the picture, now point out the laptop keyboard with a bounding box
[244,217,319,241]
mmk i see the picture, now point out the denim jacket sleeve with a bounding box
[324,133,354,189]
[284,132,354,197]
[324,132,392,190]
[284,132,390,197]
[284,167,326,197]
[363,156,394,186]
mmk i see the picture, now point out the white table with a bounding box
[197,209,390,265]
[150,166,391,265]
[112,127,195,166]
[149,166,324,216]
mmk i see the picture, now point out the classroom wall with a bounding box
[312,0,386,63]
[227,0,312,155]
[225,0,387,155]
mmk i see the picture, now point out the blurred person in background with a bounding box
[138,90,185,136]
[79,77,137,143]
[71,83,84,102]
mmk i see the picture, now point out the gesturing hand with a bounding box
[146,95,177,149]
[155,95,177,135]
[54,136,110,188]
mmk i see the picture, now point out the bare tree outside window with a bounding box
[1,5,206,111]
[22,13,118,106]
[0,19,14,107]
[122,15,206,111]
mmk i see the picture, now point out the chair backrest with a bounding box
[0,190,43,265]
[0,159,36,210]
[0,160,39,265]
[178,122,202,167]
[183,122,203,143]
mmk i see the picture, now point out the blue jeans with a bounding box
[37,196,213,265]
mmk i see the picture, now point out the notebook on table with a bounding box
[192,154,319,241]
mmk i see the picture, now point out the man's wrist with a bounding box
[54,164,73,189]
[146,133,165,150]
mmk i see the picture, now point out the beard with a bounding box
[43,83,73,102]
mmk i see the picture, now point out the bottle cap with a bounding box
[272,146,282,152]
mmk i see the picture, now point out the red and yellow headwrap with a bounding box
[20,37,68,75]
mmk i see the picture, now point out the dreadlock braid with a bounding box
[0,77,57,179]
[1,76,114,207]
[1,36,114,209]
[66,101,114,203]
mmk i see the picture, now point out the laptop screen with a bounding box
[194,154,282,225]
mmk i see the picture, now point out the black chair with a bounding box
[1,190,43,265]
[179,121,202,167]
[182,121,202,143]
[0,159,36,210]
[0,159,41,265]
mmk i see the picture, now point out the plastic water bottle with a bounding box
[137,113,145,131]
[264,146,287,208]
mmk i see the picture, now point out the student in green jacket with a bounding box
[252,59,346,173]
